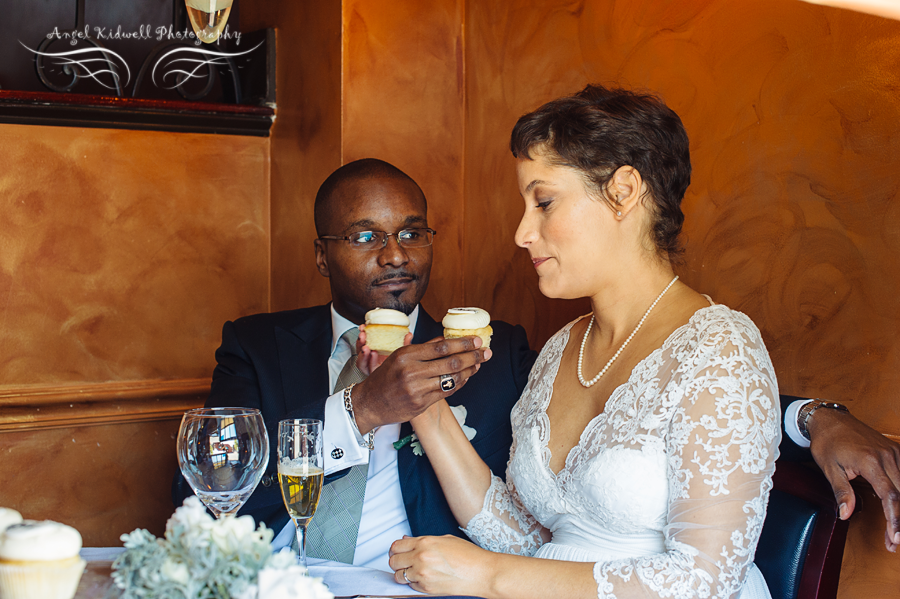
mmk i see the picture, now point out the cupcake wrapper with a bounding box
[0,558,86,599]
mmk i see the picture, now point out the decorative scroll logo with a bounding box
[21,27,265,102]
[20,42,131,90]
[151,41,263,90]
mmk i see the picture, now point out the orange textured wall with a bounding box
[0,125,270,384]
[464,0,900,442]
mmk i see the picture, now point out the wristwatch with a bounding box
[797,400,849,441]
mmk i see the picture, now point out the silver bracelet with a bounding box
[343,383,375,450]
[797,399,849,441]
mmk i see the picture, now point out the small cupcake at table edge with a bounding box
[364,308,411,355]
[443,307,493,349]
[0,519,86,599]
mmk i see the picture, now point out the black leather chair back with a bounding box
[754,461,849,599]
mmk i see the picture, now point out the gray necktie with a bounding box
[305,327,369,563]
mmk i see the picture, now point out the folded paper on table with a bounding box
[308,558,423,597]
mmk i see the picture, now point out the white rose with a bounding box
[256,565,334,599]
[160,558,190,586]
[449,404,476,440]
[265,548,302,571]
[210,514,256,554]
[167,496,214,548]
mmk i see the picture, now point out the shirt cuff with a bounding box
[323,391,369,476]
[785,398,815,448]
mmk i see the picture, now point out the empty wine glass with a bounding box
[177,407,269,518]
[277,419,324,567]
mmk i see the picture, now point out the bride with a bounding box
[387,85,780,599]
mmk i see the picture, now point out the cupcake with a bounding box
[364,308,411,355]
[0,519,86,599]
[442,308,493,349]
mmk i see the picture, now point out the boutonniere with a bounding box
[394,404,476,456]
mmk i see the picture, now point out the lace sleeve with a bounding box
[461,429,547,555]
[593,313,781,599]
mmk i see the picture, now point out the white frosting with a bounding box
[442,307,491,329]
[0,508,22,533]
[365,308,410,327]
[0,520,83,561]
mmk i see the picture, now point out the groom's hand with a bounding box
[352,336,491,434]
[808,408,900,552]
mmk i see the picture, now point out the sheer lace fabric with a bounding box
[462,305,780,599]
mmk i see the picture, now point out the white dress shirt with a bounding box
[273,305,419,572]
[784,397,815,449]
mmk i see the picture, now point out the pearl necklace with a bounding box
[577,275,679,388]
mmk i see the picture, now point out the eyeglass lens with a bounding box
[351,229,433,248]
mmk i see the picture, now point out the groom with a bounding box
[173,159,900,566]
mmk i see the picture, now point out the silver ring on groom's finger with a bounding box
[439,373,456,392]
[403,568,413,584]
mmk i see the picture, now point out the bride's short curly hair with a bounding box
[510,84,691,260]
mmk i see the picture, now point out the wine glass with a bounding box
[177,407,269,518]
[277,419,324,567]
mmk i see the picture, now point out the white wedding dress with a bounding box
[463,304,780,599]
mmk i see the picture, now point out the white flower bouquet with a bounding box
[111,497,332,599]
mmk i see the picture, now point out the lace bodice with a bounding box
[463,305,780,599]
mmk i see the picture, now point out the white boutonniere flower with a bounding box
[393,404,476,456]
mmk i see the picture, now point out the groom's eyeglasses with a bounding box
[319,228,436,251]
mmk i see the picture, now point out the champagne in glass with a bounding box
[277,419,323,567]
[185,0,234,44]
[177,407,269,518]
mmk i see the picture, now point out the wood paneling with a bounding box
[241,0,342,312]
[0,413,192,546]
[0,380,206,546]
[341,0,466,316]
[0,379,208,431]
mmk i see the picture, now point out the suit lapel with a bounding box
[275,305,332,415]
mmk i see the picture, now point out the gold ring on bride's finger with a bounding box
[439,373,456,392]
[403,568,414,584]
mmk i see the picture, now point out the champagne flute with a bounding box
[177,407,269,518]
[277,419,324,567]
[185,0,234,44]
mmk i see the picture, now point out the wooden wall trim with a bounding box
[0,379,209,433]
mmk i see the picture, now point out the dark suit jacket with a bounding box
[173,304,535,538]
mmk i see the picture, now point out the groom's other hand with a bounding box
[808,408,900,552]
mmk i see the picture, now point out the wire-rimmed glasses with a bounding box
[318,227,436,250]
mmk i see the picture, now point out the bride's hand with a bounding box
[389,535,494,596]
